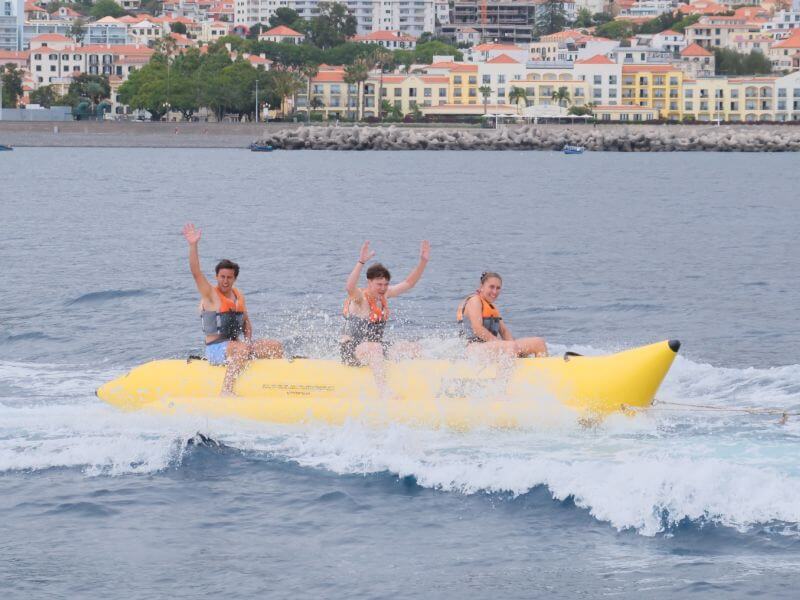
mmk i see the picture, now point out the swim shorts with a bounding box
[205,341,229,366]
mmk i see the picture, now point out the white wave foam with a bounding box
[1,352,799,536]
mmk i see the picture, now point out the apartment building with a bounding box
[621,64,684,120]
[444,0,538,44]
[0,0,23,51]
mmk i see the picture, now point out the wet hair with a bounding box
[480,271,502,284]
[366,263,391,281]
[215,259,240,278]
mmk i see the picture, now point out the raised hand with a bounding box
[359,241,376,264]
[183,223,201,245]
[420,240,430,262]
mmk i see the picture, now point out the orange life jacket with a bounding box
[456,293,502,340]
[201,287,245,343]
[343,292,389,323]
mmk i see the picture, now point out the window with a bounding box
[593,88,602,99]
[394,88,401,97]
[482,74,490,84]
[49,54,57,60]
[778,100,786,110]
[468,88,476,97]
[453,75,462,84]
[438,88,447,98]
[468,76,477,85]
[497,87,505,97]
[609,75,617,85]
[669,77,678,86]
[700,101,708,111]
[731,89,739,98]
[730,101,738,111]
[498,74,505,84]
[778,88,786,98]
[424,87,431,97]
[685,101,693,110]
[330,84,340,94]
[454,88,462,97]
[593,75,601,85]
[609,88,617,97]
[408,88,417,97]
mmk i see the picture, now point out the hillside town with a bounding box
[2,0,800,123]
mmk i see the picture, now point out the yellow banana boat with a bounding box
[96,340,680,428]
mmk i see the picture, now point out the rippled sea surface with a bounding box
[1,148,799,599]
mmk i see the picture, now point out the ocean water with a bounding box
[1,148,799,598]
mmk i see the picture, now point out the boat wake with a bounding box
[1,347,799,537]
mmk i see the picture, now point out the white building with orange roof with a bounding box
[49,6,81,21]
[29,32,72,50]
[259,24,306,45]
[29,42,154,86]
[650,29,686,53]
[676,0,727,17]
[679,42,714,77]
[769,28,800,70]
[0,48,28,67]
[24,1,47,21]
[684,14,763,50]
[126,17,168,46]
[207,1,234,21]
[762,0,800,39]
[198,20,232,43]
[350,29,416,49]
[573,54,622,105]
[618,0,674,19]
[465,42,528,64]
[477,53,526,105]
[86,17,130,46]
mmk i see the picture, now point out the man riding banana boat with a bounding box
[183,223,283,394]
[341,240,430,385]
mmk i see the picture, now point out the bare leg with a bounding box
[513,337,548,358]
[355,341,388,390]
[222,340,251,395]
[387,340,420,360]
[249,338,284,359]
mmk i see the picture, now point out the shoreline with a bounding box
[2,121,800,151]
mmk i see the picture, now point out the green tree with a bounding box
[370,46,393,119]
[714,48,772,75]
[71,18,86,44]
[1,64,24,108]
[551,86,571,107]
[413,40,463,63]
[300,61,320,123]
[268,7,303,29]
[568,104,594,116]
[267,67,304,117]
[29,85,60,108]
[343,58,369,120]
[536,0,567,36]
[306,2,357,49]
[90,0,126,19]
[508,86,528,114]
[592,12,613,25]
[171,21,188,35]
[118,58,170,120]
[574,7,593,28]
[595,20,637,40]
[478,84,491,115]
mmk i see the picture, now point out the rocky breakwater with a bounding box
[258,125,800,152]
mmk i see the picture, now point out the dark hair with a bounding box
[480,271,502,284]
[366,263,391,281]
[215,259,240,278]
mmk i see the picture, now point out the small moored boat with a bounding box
[563,145,585,155]
[249,143,273,152]
[0,144,13,151]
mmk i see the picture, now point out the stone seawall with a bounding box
[260,125,800,152]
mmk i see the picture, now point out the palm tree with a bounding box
[478,84,492,115]
[268,68,304,118]
[507,86,528,114]
[371,47,393,121]
[300,61,320,123]
[344,58,369,121]
[551,86,572,108]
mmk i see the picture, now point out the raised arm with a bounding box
[182,223,214,302]
[387,241,430,298]
[345,241,375,302]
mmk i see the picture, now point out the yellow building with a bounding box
[682,76,777,122]
[621,65,684,120]
[375,75,451,115]
[427,61,479,105]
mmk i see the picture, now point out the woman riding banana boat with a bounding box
[96,225,681,424]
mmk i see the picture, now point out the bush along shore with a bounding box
[258,125,800,152]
